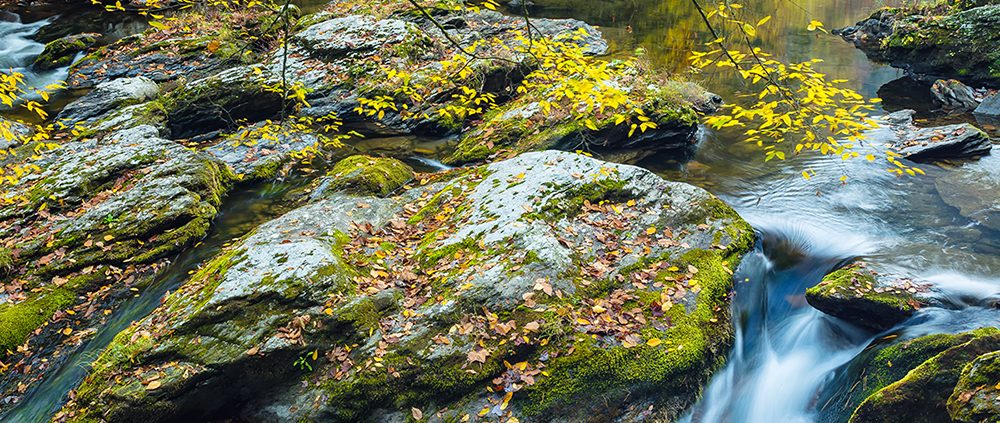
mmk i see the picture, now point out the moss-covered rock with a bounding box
[806,262,927,331]
[0,125,231,365]
[32,32,100,71]
[948,349,1000,421]
[838,1,1000,86]
[443,77,713,166]
[851,329,1000,422]
[321,155,415,197]
[63,150,753,422]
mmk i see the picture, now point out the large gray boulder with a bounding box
[66,151,754,423]
[57,76,159,125]
[0,125,232,403]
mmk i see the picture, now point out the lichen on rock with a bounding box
[61,151,753,422]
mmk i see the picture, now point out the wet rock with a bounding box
[851,329,1000,422]
[931,79,979,112]
[31,32,100,71]
[806,262,928,331]
[65,151,753,423]
[935,148,1000,232]
[974,92,1000,121]
[0,124,231,360]
[56,76,159,125]
[0,117,34,149]
[837,4,1000,86]
[314,155,415,197]
[820,328,1000,423]
[870,110,991,161]
[947,350,1000,422]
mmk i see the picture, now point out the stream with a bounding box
[1,0,999,421]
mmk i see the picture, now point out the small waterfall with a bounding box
[683,220,875,422]
[0,13,72,106]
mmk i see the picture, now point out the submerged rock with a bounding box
[31,32,100,71]
[869,110,991,161]
[63,151,753,422]
[935,147,1000,232]
[56,76,159,125]
[806,262,928,331]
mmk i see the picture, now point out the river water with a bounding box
[1,0,999,421]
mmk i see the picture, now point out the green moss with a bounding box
[33,33,100,71]
[527,179,631,221]
[948,350,1000,421]
[325,155,415,197]
[0,288,76,355]
[524,244,745,419]
[851,329,1000,422]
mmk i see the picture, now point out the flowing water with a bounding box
[528,0,1000,421]
[1,0,998,421]
[0,15,69,104]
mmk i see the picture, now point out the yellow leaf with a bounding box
[646,338,662,347]
[645,227,656,235]
[61,328,72,336]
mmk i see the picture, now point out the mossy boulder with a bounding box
[851,329,1000,422]
[948,350,1000,421]
[806,262,928,331]
[32,32,100,71]
[838,2,1000,86]
[444,80,717,166]
[66,8,273,89]
[63,150,753,422]
[819,328,1000,422]
[320,155,415,197]
[0,125,231,358]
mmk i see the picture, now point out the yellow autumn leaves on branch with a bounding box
[689,1,924,178]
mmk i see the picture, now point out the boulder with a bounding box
[820,328,1000,422]
[974,92,1000,121]
[947,350,1000,421]
[292,10,613,137]
[204,123,323,180]
[837,4,1000,86]
[31,32,100,71]
[444,81,716,165]
[63,151,754,423]
[315,155,415,197]
[56,76,159,125]
[293,15,411,59]
[931,79,979,112]
[806,262,929,331]
[851,330,1000,422]
[0,125,232,355]
[869,110,991,161]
